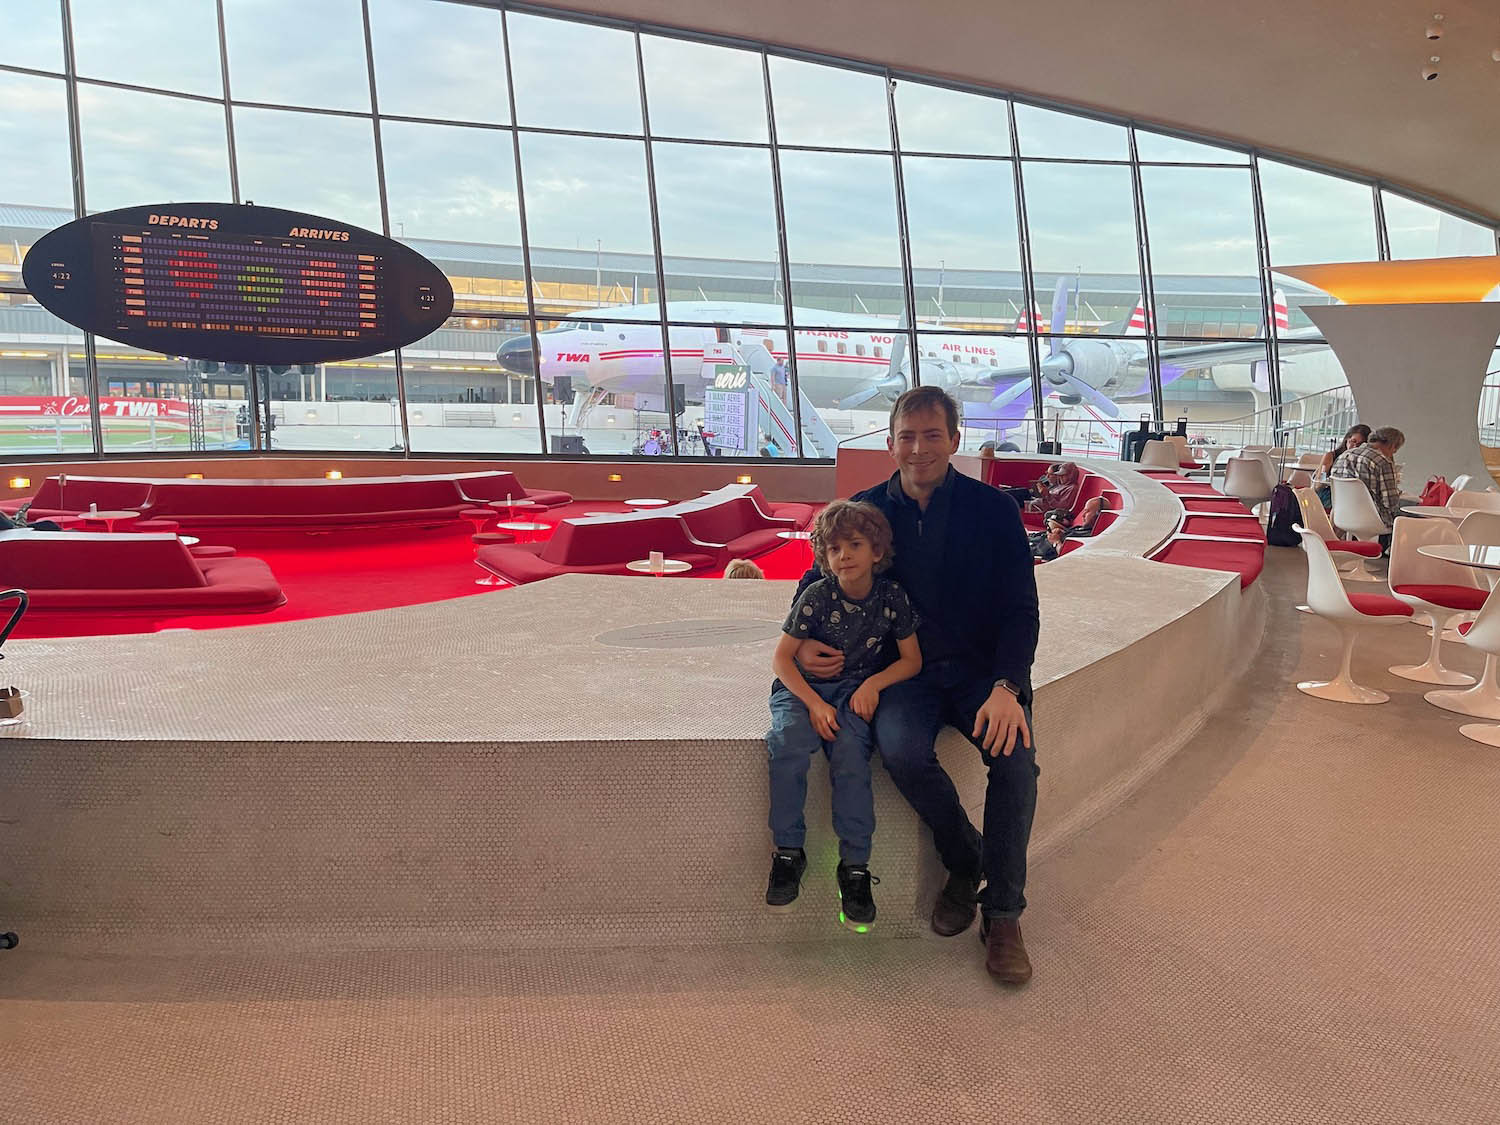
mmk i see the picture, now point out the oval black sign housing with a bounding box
[21,202,455,365]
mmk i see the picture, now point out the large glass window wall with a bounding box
[1,0,1496,463]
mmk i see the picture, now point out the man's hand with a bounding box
[795,639,844,680]
[973,688,1031,757]
[850,680,880,721]
[809,698,840,741]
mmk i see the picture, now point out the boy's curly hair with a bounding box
[809,500,894,576]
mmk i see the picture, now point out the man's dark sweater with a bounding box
[798,467,1040,704]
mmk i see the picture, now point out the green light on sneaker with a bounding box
[837,910,870,934]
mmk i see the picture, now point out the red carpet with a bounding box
[9,500,820,639]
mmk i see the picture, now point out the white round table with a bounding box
[1404,505,1469,522]
[776,528,813,568]
[625,558,693,576]
[78,509,139,533]
[1418,543,1500,719]
[1189,445,1226,485]
[178,535,200,547]
[495,520,550,545]
[625,498,671,509]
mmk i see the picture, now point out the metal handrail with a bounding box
[0,589,28,656]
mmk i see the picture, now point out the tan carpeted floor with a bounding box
[2,550,1498,1124]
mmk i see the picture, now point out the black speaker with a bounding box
[550,434,587,455]
[554,375,575,404]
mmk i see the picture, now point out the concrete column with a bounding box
[1305,302,1500,488]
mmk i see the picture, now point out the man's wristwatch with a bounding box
[994,678,1021,700]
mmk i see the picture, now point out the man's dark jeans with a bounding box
[872,658,1039,919]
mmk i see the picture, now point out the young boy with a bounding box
[766,500,921,930]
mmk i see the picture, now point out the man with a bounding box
[795,386,1041,983]
[1329,425,1405,549]
[770,359,790,408]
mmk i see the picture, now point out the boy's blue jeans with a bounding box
[766,679,874,865]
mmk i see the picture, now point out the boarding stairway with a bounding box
[738,341,841,458]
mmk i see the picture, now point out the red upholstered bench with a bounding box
[476,515,720,585]
[1157,480,1223,496]
[1150,538,1265,588]
[676,496,795,559]
[1180,515,1266,541]
[451,471,573,508]
[1180,497,1253,514]
[0,530,284,614]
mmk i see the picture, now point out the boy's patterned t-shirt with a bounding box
[782,575,919,683]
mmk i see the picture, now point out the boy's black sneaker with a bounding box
[836,863,879,931]
[765,848,807,909]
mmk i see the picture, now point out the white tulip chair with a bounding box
[1386,517,1484,685]
[1295,526,1413,703]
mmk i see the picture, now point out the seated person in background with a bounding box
[0,503,62,533]
[1067,495,1108,537]
[1329,425,1404,550]
[723,558,766,579]
[1027,462,1080,513]
[1028,509,1071,561]
[766,500,922,929]
[1316,424,1371,508]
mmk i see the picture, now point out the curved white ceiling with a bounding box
[543,0,1500,225]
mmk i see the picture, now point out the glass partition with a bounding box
[3,3,1497,464]
[71,0,222,97]
[78,85,232,213]
[0,0,63,72]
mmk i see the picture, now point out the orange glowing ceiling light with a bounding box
[1276,255,1500,305]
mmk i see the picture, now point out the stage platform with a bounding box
[1,466,1263,952]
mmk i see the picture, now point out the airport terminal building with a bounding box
[3,2,1500,1122]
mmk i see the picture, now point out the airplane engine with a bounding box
[1046,338,1134,395]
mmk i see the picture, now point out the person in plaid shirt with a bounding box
[1329,426,1405,547]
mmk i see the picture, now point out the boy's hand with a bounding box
[796,639,844,679]
[850,681,880,721]
[809,698,840,741]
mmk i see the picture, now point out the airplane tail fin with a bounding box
[1014,302,1047,333]
[1125,296,1154,336]
[1273,288,1290,334]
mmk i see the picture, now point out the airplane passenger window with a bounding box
[817,340,827,352]
[837,342,847,354]
[855,344,865,356]
[874,346,883,358]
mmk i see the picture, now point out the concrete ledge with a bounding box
[0,467,1262,953]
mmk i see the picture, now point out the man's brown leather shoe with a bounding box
[982,917,1033,985]
[930,871,979,936]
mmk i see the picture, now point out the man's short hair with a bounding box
[810,500,894,576]
[1369,426,1406,448]
[889,386,960,436]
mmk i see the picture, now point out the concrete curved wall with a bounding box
[0,464,1262,951]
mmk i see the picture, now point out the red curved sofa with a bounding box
[474,484,806,585]
[2,471,571,531]
[476,515,721,585]
[0,530,285,614]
